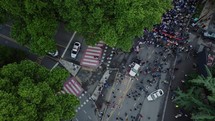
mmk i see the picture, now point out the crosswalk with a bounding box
[80,43,104,68]
[61,77,83,96]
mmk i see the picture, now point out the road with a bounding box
[0,23,101,121]
[98,42,173,121]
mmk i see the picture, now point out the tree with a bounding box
[0,45,26,67]
[56,0,172,52]
[0,60,80,121]
[174,66,215,121]
[0,0,172,55]
[0,0,58,55]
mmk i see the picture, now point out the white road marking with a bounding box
[83,110,87,114]
[88,116,92,120]
[76,118,79,121]
[134,103,136,106]
[51,62,59,71]
[61,31,76,58]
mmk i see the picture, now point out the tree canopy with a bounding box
[0,45,26,67]
[57,0,172,51]
[0,60,80,121]
[0,0,172,54]
[174,66,215,121]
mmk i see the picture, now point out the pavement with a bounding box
[59,59,81,76]
[91,70,110,101]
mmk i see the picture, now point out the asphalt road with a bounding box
[162,51,196,121]
[0,23,101,121]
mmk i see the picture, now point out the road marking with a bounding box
[88,116,92,120]
[61,31,76,58]
[147,50,155,59]
[83,110,87,114]
[47,55,59,62]
[56,43,66,48]
[51,62,59,71]
[161,55,178,121]
[134,103,136,107]
[0,34,16,42]
[107,76,132,121]
[5,24,12,28]
[76,118,79,121]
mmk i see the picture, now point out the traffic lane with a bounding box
[107,82,145,121]
[56,45,65,58]
[55,24,75,47]
[40,56,58,69]
[0,25,11,37]
[163,55,195,121]
[63,35,85,63]
[75,101,98,121]
[0,35,30,52]
[104,77,138,121]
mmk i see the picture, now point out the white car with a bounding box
[129,63,140,76]
[48,50,59,57]
[71,42,81,58]
[147,89,164,101]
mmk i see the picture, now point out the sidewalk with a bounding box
[91,70,110,101]
[59,59,81,76]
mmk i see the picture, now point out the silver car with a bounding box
[147,89,164,101]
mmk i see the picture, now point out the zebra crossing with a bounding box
[75,91,93,112]
[61,77,83,96]
[80,43,104,68]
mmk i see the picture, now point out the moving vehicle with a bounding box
[147,89,164,101]
[203,31,215,39]
[48,50,59,57]
[71,42,81,58]
[129,63,140,76]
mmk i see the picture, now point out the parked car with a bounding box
[48,50,59,57]
[129,63,140,76]
[147,89,164,101]
[71,42,81,58]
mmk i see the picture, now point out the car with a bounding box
[203,31,215,39]
[48,50,59,57]
[175,113,182,118]
[147,89,164,101]
[129,63,140,76]
[71,42,81,58]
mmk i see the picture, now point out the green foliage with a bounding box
[174,66,215,121]
[56,0,172,52]
[0,60,80,121]
[0,0,172,54]
[0,0,58,55]
[0,45,26,67]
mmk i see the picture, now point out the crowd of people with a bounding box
[124,0,200,120]
[134,0,199,54]
[103,0,201,120]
